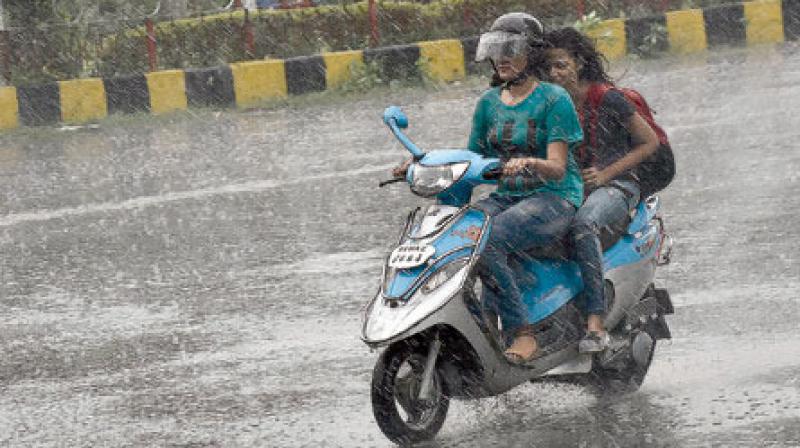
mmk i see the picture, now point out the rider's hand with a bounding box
[582,167,610,190]
[392,159,412,178]
[503,158,536,176]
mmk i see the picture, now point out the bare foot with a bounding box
[587,314,605,335]
[504,334,539,364]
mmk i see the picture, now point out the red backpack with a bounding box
[584,83,675,198]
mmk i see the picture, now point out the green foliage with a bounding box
[680,0,699,9]
[634,22,668,58]
[7,24,91,84]
[97,0,575,76]
[573,10,604,34]
[415,56,442,88]
[336,60,385,92]
[573,10,619,50]
[4,0,740,83]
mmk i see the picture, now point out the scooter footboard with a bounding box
[530,302,585,358]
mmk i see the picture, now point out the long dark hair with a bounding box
[544,27,612,84]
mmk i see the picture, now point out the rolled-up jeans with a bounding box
[475,192,576,335]
[570,181,640,317]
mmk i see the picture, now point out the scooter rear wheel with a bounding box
[371,341,449,445]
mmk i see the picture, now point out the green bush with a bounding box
[11,0,743,82]
[97,0,578,76]
[8,25,91,84]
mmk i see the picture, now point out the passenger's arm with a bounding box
[585,112,658,188]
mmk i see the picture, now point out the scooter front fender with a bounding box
[364,283,581,398]
[362,263,471,345]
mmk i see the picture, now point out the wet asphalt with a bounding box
[1,43,799,447]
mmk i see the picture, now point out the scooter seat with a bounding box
[597,213,632,251]
[519,239,571,261]
[516,212,632,262]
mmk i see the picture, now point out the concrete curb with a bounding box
[0,0,795,130]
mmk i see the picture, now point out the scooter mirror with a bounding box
[383,106,409,129]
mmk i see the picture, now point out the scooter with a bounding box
[361,106,674,445]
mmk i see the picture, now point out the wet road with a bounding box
[1,43,800,447]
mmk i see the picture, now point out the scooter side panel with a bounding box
[605,216,662,271]
[627,196,660,235]
[519,259,583,324]
[519,202,661,325]
[602,212,661,329]
[367,290,586,398]
[604,256,656,329]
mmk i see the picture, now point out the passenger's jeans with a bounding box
[475,192,576,335]
[571,181,640,317]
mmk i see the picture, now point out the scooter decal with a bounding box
[451,225,482,242]
[385,247,473,298]
[384,209,487,299]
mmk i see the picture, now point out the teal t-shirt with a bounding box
[467,82,584,208]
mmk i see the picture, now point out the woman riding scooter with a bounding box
[394,12,583,363]
[465,13,584,363]
[544,27,659,352]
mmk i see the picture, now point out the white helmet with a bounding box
[475,12,545,63]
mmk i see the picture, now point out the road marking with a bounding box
[0,163,394,228]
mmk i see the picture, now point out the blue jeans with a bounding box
[571,181,640,316]
[475,192,576,335]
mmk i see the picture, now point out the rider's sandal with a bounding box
[504,326,539,364]
[578,330,610,354]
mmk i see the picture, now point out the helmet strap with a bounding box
[490,59,527,89]
[505,69,530,87]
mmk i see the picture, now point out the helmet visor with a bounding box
[475,31,531,63]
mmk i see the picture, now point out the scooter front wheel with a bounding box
[371,341,449,445]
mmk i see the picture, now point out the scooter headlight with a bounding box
[422,258,469,294]
[362,259,471,343]
[410,162,469,197]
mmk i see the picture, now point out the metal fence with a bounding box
[0,0,741,85]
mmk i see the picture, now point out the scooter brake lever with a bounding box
[379,177,406,187]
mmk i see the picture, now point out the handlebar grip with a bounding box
[482,168,503,180]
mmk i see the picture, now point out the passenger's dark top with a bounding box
[578,88,637,183]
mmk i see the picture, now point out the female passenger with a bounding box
[544,27,659,352]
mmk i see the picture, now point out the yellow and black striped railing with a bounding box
[0,0,795,130]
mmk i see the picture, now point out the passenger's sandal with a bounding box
[578,331,610,353]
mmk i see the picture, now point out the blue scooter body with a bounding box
[380,133,661,326]
[363,107,674,445]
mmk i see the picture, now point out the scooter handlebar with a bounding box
[482,167,504,180]
[379,177,406,187]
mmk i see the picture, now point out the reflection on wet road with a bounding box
[1,43,799,447]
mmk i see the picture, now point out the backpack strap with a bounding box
[581,83,614,165]
[624,89,671,147]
